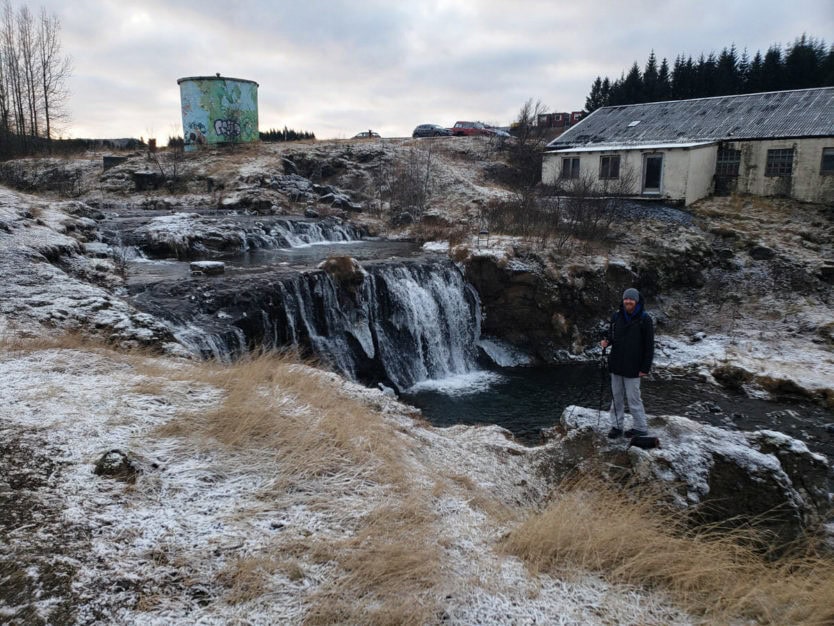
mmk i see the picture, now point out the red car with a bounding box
[449,121,492,136]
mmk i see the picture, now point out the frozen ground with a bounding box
[1,143,832,623]
[0,345,694,625]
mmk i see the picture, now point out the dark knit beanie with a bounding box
[622,288,640,301]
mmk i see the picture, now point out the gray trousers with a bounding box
[609,374,648,431]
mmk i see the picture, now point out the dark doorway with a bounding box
[643,154,663,192]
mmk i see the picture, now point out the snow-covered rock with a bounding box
[550,406,832,544]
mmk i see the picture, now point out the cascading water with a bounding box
[365,263,480,389]
[119,214,365,259]
[161,258,483,391]
[270,219,362,247]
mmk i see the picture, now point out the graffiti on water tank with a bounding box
[186,121,208,146]
[214,118,241,138]
[178,76,259,149]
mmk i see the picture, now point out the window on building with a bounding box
[765,148,794,177]
[599,155,620,179]
[716,147,741,177]
[561,157,580,179]
[821,148,834,174]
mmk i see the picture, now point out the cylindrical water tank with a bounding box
[177,74,259,150]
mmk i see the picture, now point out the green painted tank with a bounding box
[178,74,259,150]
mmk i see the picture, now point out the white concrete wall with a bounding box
[729,138,834,204]
[543,146,717,205]
[685,146,718,205]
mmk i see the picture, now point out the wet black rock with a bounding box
[749,245,776,260]
[93,449,139,483]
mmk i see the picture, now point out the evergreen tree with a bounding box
[824,45,834,86]
[621,62,643,103]
[761,45,784,91]
[746,51,764,93]
[657,57,671,101]
[584,76,606,113]
[582,33,833,109]
[737,49,750,92]
[642,50,659,102]
[694,53,718,97]
[715,45,740,95]
[784,34,827,88]
[607,72,626,106]
[671,55,697,99]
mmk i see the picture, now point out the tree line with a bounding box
[585,34,834,113]
[260,127,316,142]
[0,0,71,159]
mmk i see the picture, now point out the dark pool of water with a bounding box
[401,362,834,457]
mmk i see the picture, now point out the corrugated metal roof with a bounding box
[548,87,834,149]
[548,141,716,153]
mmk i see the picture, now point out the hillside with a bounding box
[1,138,833,625]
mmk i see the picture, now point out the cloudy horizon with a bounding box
[32,0,834,142]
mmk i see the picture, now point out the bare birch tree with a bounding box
[0,0,70,157]
[37,6,71,147]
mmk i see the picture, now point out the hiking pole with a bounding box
[597,346,607,429]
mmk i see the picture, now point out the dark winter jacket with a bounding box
[606,300,654,378]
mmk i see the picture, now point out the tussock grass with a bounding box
[411,221,471,249]
[0,328,97,355]
[305,499,441,626]
[0,328,163,360]
[502,476,834,625]
[153,351,443,621]
[217,554,305,605]
[156,352,407,491]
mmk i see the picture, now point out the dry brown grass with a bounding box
[501,476,834,625]
[304,498,441,626]
[0,328,97,355]
[155,352,406,490]
[0,327,164,361]
[150,351,444,621]
[217,555,292,605]
[2,336,445,620]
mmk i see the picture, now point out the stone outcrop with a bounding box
[543,406,832,546]
[463,251,642,360]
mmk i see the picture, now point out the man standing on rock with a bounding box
[600,288,654,439]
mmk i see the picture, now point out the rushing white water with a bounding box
[174,323,247,362]
[159,255,483,391]
[406,370,505,396]
[237,260,483,391]
[270,219,362,248]
[477,337,533,367]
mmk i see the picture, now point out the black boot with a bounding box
[607,427,623,439]
[625,428,648,438]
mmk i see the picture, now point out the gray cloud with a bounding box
[36,0,834,141]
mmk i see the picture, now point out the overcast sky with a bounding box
[36,0,834,142]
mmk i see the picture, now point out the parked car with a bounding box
[354,130,381,138]
[449,121,492,136]
[412,124,452,138]
[486,127,512,138]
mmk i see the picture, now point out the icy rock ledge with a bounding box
[545,406,832,545]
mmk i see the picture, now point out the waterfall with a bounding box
[365,263,480,389]
[270,219,363,248]
[215,259,481,390]
[174,323,247,362]
[150,257,482,391]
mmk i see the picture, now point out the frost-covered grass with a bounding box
[1,340,703,624]
[503,475,834,625]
